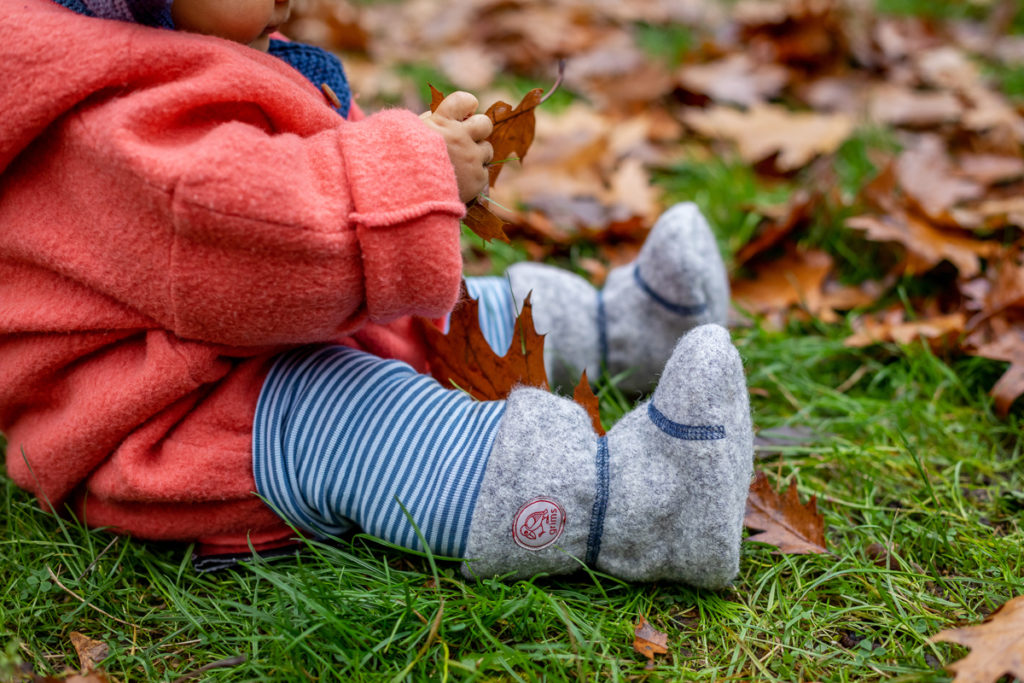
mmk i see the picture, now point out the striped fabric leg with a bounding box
[464,276,517,354]
[253,346,506,558]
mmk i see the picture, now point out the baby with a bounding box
[0,0,752,587]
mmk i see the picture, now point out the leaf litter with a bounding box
[744,471,828,555]
[281,0,1024,666]
[930,595,1024,683]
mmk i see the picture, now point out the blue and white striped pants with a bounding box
[252,277,517,557]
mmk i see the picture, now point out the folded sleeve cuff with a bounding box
[341,109,466,322]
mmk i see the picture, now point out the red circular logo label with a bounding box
[512,498,566,551]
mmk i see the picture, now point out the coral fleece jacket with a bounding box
[0,0,467,552]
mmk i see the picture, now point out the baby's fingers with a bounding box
[434,91,480,121]
[464,114,493,142]
[479,140,494,166]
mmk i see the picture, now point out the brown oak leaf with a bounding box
[677,54,788,108]
[734,190,816,268]
[930,595,1024,683]
[429,80,555,186]
[429,84,512,243]
[484,88,544,187]
[572,371,605,436]
[968,330,1024,415]
[744,471,827,554]
[463,200,511,244]
[428,83,446,112]
[681,103,854,172]
[633,614,669,670]
[846,213,998,279]
[845,309,966,351]
[418,282,548,401]
[69,632,109,674]
[732,247,849,326]
[429,78,557,243]
[869,84,964,128]
[895,137,984,225]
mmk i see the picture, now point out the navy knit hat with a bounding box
[57,0,174,27]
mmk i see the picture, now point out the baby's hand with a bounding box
[420,92,493,204]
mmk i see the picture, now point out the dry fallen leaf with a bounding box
[968,330,1024,416]
[430,85,513,244]
[633,614,669,670]
[69,632,109,674]
[966,250,1024,320]
[734,190,815,267]
[869,84,964,128]
[845,310,966,350]
[930,595,1024,683]
[972,196,1024,231]
[732,247,837,325]
[734,0,848,70]
[463,200,511,244]
[957,154,1024,187]
[572,371,605,436]
[682,103,854,172]
[846,213,998,278]
[290,0,1024,427]
[744,471,827,554]
[418,282,548,401]
[431,69,563,243]
[895,137,984,224]
[677,54,788,108]
[484,88,545,187]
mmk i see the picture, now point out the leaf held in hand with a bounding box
[429,64,562,242]
[428,84,446,113]
[464,199,511,243]
[744,471,827,554]
[484,88,544,186]
[930,595,1024,683]
[419,282,548,401]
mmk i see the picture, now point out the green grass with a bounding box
[2,320,1022,681]
[5,8,1024,682]
[877,0,1024,33]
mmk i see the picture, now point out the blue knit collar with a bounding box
[49,0,352,117]
[52,0,174,28]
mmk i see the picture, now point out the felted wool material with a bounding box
[0,0,465,551]
[462,324,753,587]
[508,202,729,393]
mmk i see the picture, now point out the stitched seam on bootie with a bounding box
[597,289,609,370]
[633,266,708,316]
[586,436,611,566]
[648,403,726,440]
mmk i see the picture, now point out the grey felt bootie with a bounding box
[507,202,729,393]
[462,324,753,588]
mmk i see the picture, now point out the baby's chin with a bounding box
[248,34,272,52]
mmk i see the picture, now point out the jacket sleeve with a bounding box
[9,35,466,347]
[161,104,468,345]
